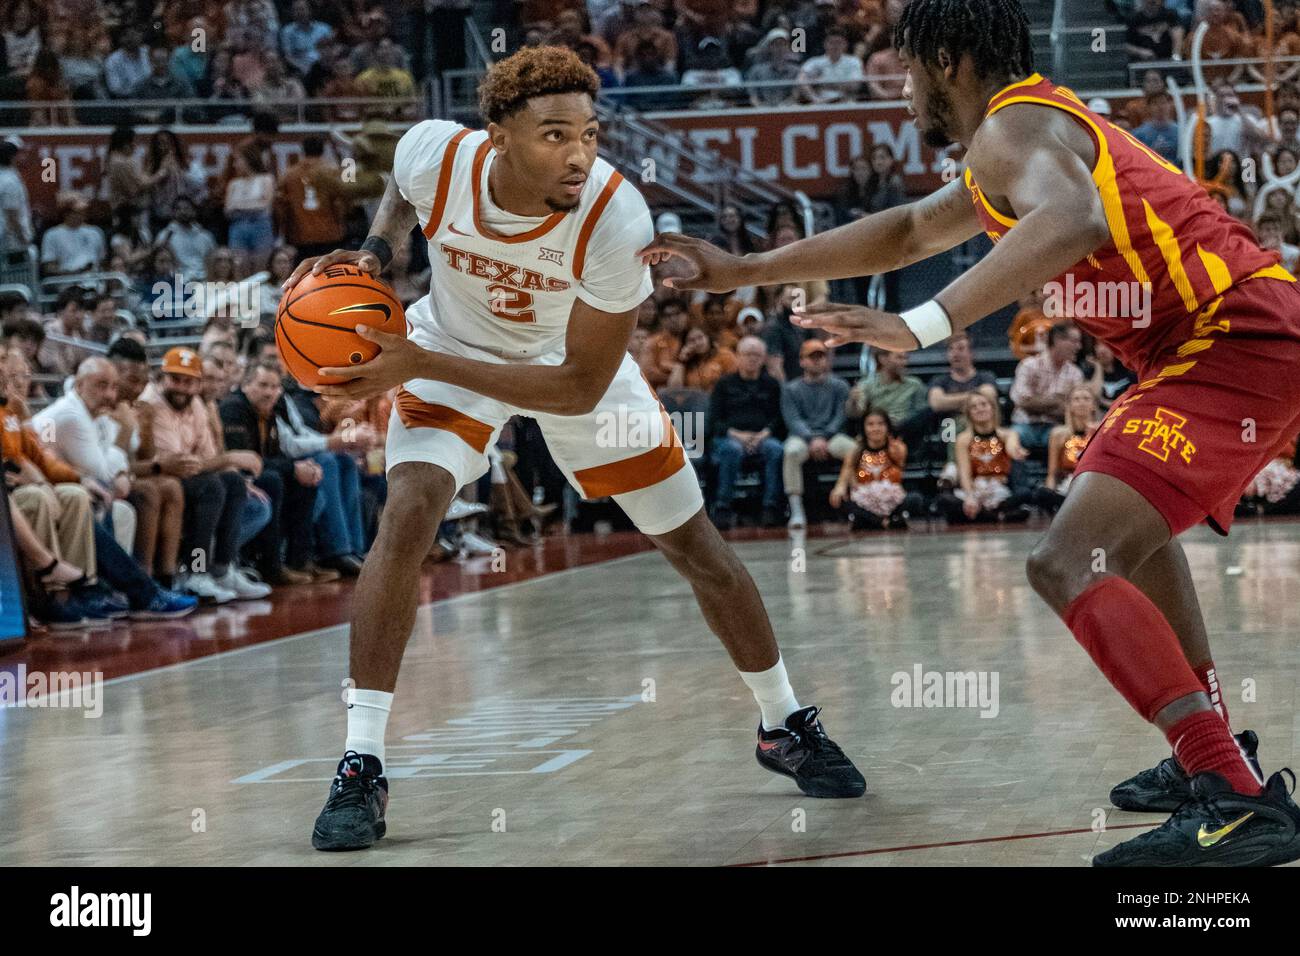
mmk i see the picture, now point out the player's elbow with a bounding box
[1076,208,1111,252]
[558,376,604,416]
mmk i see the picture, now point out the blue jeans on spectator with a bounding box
[227,211,274,263]
[1013,421,1055,454]
[92,518,159,609]
[312,451,364,559]
[712,435,784,509]
[237,486,272,551]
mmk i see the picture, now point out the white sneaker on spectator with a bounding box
[179,572,237,604]
[787,496,807,530]
[460,530,499,556]
[215,566,273,600]
[446,498,490,522]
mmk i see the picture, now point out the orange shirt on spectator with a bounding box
[642,330,682,388]
[1008,306,1053,360]
[1188,23,1252,81]
[679,348,738,392]
[1,409,81,484]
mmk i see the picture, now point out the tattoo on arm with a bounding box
[367,177,419,252]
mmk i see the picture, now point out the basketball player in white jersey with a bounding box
[281,46,864,851]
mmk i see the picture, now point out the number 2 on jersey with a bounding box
[487,283,536,323]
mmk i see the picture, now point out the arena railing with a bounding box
[1126,53,1300,84]
[0,95,425,127]
[38,272,136,311]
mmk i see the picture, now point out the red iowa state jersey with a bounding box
[963,73,1290,372]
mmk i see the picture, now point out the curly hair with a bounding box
[478,45,600,125]
[893,0,1033,85]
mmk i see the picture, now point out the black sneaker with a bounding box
[755,705,866,798]
[760,506,784,528]
[1110,730,1261,812]
[311,751,389,851]
[1093,769,1300,867]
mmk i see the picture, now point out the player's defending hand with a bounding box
[636,233,749,293]
[281,248,383,293]
[316,324,424,400]
[792,302,919,350]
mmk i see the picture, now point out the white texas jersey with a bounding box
[392,120,654,361]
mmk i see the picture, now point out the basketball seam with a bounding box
[277,318,335,375]
[284,281,403,314]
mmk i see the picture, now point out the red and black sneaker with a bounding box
[311,751,389,851]
[755,706,866,798]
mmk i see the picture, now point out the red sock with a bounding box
[1062,577,1205,722]
[1166,710,1261,795]
[1193,661,1230,728]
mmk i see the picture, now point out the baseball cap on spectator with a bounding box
[656,212,683,234]
[162,347,203,378]
[737,306,764,327]
[763,28,791,45]
[800,339,829,357]
[698,36,722,51]
[1087,97,1112,115]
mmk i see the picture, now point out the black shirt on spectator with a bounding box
[762,311,808,381]
[708,370,786,440]
[929,368,998,398]
[1083,359,1139,404]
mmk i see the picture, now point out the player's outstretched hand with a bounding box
[316,325,423,400]
[636,233,748,293]
[282,248,383,293]
[792,302,919,350]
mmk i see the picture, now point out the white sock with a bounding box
[739,656,801,731]
[345,688,393,765]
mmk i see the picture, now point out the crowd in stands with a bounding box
[0,0,444,127]
[630,219,1300,531]
[1,0,918,120]
[1102,0,1300,273]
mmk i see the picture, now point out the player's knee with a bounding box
[1025,541,1069,603]
[383,464,455,534]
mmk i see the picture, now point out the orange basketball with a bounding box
[276,263,407,388]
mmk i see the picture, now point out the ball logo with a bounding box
[327,302,393,321]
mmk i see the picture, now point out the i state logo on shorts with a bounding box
[1122,407,1198,465]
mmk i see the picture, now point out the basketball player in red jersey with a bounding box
[281,47,864,852]
[643,0,1300,866]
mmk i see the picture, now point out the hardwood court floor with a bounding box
[3,519,1299,866]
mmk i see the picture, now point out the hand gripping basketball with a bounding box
[281,248,383,294]
[276,261,408,390]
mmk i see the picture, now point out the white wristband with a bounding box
[899,300,953,348]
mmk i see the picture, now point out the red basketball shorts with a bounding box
[1075,274,1300,536]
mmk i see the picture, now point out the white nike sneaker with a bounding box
[445,498,490,522]
[215,566,273,600]
[179,572,237,604]
[787,497,807,530]
[459,530,499,556]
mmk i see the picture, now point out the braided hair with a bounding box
[893,0,1034,85]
